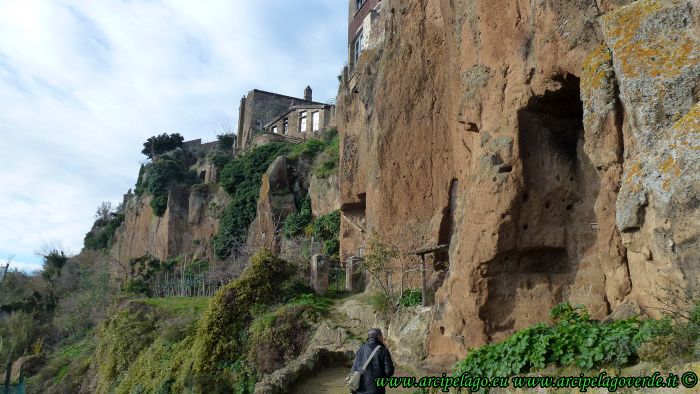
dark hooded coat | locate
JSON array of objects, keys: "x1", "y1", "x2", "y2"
[{"x1": 350, "y1": 337, "x2": 395, "y2": 394}]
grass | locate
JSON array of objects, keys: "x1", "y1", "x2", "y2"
[{"x1": 136, "y1": 296, "x2": 210, "y2": 318}]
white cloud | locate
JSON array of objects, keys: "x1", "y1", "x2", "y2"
[{"x1": 0, "y1": 0, "x2": 347, "y2": 271}]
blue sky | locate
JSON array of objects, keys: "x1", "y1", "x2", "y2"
[{"x1": 0, "y1": 0, "x2": 348, "y2": 271}]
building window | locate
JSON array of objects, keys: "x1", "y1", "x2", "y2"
[
  {"x1": 299, "y1": 111, "x2": 307, "y2": 132},
  {"x1": 272, "y1": 126, "x2": 278, "y2": 134},
  {"x1": 356, "y1": 0, "x2": 365, "y2": 12},
  {"x1": 283, "y1": 118, "x2": 288, "y2": 134},
  {"x1": 353, "y1": 30, "x2": 364, "y2": 67},
  {"x1": 312, "y1": 111, "x2": 320, "y2": 132}
]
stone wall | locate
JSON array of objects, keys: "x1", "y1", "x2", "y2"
[
  {"x1": 237, "y1": 90, "x2": 323, "y2": 152},
  {"x1": 265, "y1": 105, "x2": 335, "y2": 138}
]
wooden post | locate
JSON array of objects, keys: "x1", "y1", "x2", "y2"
[{"x1": 421, "y1": 254, "x2": 427, "y2": 307}]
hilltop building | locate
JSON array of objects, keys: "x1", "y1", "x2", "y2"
[
  {"x1": 347, "y1": 0, "x2": 385, "y2": 76},
  {"x1": 236, "y1": 86, "x2": 335, "y2": 153}
]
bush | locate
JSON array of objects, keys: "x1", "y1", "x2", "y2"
[
  {"x1": 95, "y1": 302, "x2": 159, "y2": 393},
  {"x1": 208, "y1": 151, "x2": 234, "y2": 170},
  {"x1": 192, "y1": 250, "x2": 295, "y2": 373},
  {"x1": 214, "y1": 142, "x2": 293, "y2": 259},
  {"x1": 367, "y1": 292, "x2": 395, "y2": 318},
  {"x1": 217, "y1": 134, "x2": 235, "y2": 151},
  {"x1": 135, "y1": 150, "x2": 198, "y2": 216},
  {"x1": 313, "y1": 130, "x2": 339, "y2": 179},
  {"x1": 399, "y1": 289, "x2": 422, "y2": 307},
  {"x1": 247, "y1": 304, "x2": 317, "y2": 374},
  {"x1": 83, "y1": 213, "x2": 125, "y2": 251},
  {"x1": 287, "y1": 139, "x2": 325, "y2": 160},
  {"x1": 283, "y1": 198, "x2": 313, "y2": 238},
  {"x1": 452, "y1": 303, "x2": 669, "y2": 379},
  {"x1": 141, "y1": 133, "x2": 184, "y2": 159}
]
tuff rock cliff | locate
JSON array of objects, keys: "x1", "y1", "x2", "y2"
[
  {"x1": 337, "y1": 0, "x2": 699, "y2": 362},
  {"x1": 110, "y1": 184, "x2": 230, "y2": 269}
]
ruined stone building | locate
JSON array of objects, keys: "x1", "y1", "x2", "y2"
[
  {"x1": 347, "y1": 0, "x2": 385, "y2": 75},
  {"x1": 235, "y1": 86, "x2": 335, "y2": 152}
]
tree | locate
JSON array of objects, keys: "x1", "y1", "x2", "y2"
[
  {"x1": 217, "y1": 133, "x2": 235, "y2": 151},
  {"x1": 141, "y1": 133, "x2": 184, "y2": 159},
  {"x1": 95, "y1": 201, "x2": 112, "y2": 223},
  {"x1": 40, "y1": 249, "x2": 68, "y2": 284}
]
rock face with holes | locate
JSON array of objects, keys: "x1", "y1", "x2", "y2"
[
  {"x1": 111, "y1": 185, "x2": 230, "y2": 270},
  {"x1": 336, "y1": 0, "x2": 699, "y2": 362}
]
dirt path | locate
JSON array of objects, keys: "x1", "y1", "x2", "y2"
[{"x1": 289, "y1": 366, "x2": 421, "y2": 394}]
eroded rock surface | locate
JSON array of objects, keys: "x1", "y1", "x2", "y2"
[
  {"x1": 111, "y1": 184, "x2": 229, "y2": 270},
  {"x1": 337, "y1": 0, "x2": 699, "y2": 361}
]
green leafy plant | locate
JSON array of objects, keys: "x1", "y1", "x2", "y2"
[
  {"x1": 399, "y1": 289, "x2": 422, "y2": 307},
  {"x1": 287, "y1": 139, "x2": 326, "y2": 160},
  {"x1": 452, "y1": 303, "x2": 670, "y2": 380},
  {"x1": 283, "y1": 198, "x2": 313, "y2": 238}
]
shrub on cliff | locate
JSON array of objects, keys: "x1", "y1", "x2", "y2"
[
  {"x1": 283, "y1": 198, "x2": 313, "y2": 238},
  {"x1": 83, "y1": 212, "x2": 125, "y2": 251},
  {"x1": 191, "y1": 249, "x2": 294, "y2": 373},
  {"x1": 313, "y1": 129, "x2": 339, "y2": 179},
  {"x1": 141, "y1": 133, "x2": 184, "y2": 159},
  {"x1": 217, "y1": 133, "x2": 235, "y2": 151},
  {"x1": 214, "y1": 142, "x2": 292, "y2": 259},
  {"x1": 134, "y1": 150, "x2": 198, "y2": 216}
]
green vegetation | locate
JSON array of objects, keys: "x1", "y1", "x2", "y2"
[
  {"x1": 29, "y1": 337, "x2": 95, "y2": 393},
  {"x1": 313, "y1": 128, "x2": 339, "y2": 179},
  {"x1": 247, "y1": 303, "x2": 319, "y2": 373},
  {"x1": 134, "y1": 150, "x2": 198, "y2": 216},
  {"x1": 287, "y1": 138, "x2": 325, "y2": 160},
  {"x1": 137, "y1": 296, "x2": 209, "y2": 318},
  {"x1": 399, "y1": 289, "x2": 422, "y2": 307},
  {"x1": 141, "y1": 132, "x2": 185, "y2": 159},
  {"x1": 95, "y1": 302, "x2": 160, "y2": 392},
  {"x1": 214, "y1": 142, "x2": 293, "y2": 259},
  {"x1": 217, "y1": 133, "x2": 236, "y2": 151},
  {"x1": 192, "y1": 249, "x2": 295, "y2": 372},
  {"x1": 83, "y1": 212, "x2": 125, "y2": 251},
  {"x1": 308, "y1": 210, "x2": 341, "y2": 256},
  {"x1": 452, "y1": 303, "x2": 670, "y2": 379},
  {"x1": 207, "y1": 150, "x2": 234, "y2": 170},
  {"x1": 638, "y1": 299, "x2": 700, "y2": 363},
  {"x1": 283, "y1": 198, "x2": 312, "y2": 238}
]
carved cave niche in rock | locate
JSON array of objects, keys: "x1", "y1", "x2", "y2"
[
  {"x1": 477, "y1": 75, "x2": 600, "y2": 341},
  {"x1": 478, "y1": 248, "x2": 571, "y2": 342},
  {"x1": 435, "y1": 179, "x2": 458, "y2": 268},
  {"x1": 516, "y1": 74, "x2": 598, "y2": 252}
]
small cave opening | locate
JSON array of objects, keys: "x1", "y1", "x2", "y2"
[
  {"x1": 517, "y1": 73, "x2": 586, "y2": 224},
  {"x1": 436, "y1": 179, "x2": 458, "y2": 267}
]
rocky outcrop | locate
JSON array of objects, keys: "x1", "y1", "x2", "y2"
[
  {"x1": 337, "y1": 0, "x2": 699, "y2": 362},
  {"x1": 247, "y1": 157, "x2": 297, "y2": 252},
  {"x1": 308, "y1": 174, "x2": 340, "y2": 217},
  {"x1": 110, "y1": 184, "x2": 229, "y2": 271}
]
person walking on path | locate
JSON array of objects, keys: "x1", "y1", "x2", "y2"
[{"x1": 350, "y1": 328, "x2": 395, "y2": 394}]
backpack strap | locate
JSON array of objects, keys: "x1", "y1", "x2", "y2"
[{"x1": 360, "y1": 346, "x2": 381, "y2": 373}]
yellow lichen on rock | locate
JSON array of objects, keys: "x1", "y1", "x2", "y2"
[
  {"x1": 603, "y1": 0, "x2": 699, "y2": 79},
  {"x1": 673, "y1": 102, "x2": 700, "y2": 136},
  {"x1": 581, "y1": 44, "x2": 613, "y2": 92}
]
